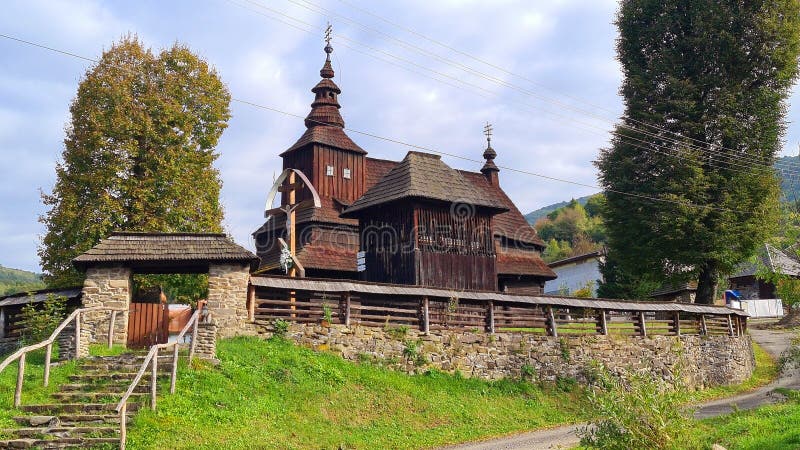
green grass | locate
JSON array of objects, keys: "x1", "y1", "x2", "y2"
[
  {"x1": 126, "y1": 336, "x2": 588, "y2": 449},
  {"x1": 689, "y1": 391, "x2": 800, "y2": 449}
]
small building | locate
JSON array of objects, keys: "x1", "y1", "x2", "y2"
[
  {"x1": 649, "y1": 283, "x2": 697, "y2": 303},
  {"x1": 0, "y1": 287, "x2": 83, "y2": 353},
  {"x1": 544, "y1": 250, "x2": 605, "y2": 296},
  {"x1": 729, "y1": 243, "x2": 800, "y2": 299}
]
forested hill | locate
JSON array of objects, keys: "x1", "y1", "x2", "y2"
[
  {"x1": 524, "y1": 194, "x2": 596, "y2": 224},
  {"x1": 0, "y1": 265, "x2": 46, "y2": 296}
]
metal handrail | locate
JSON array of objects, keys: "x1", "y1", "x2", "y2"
[
  {"x1": 116, "y1": 303, "x2": 205, "y2": 450},
  {"x1": 0, "y1": 306, "x2": 126, "y2": 407}
]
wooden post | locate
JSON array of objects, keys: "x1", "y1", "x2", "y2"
[
  {"x1": 247, "y1": 284, "x2": 256, "y2": 323},
  {"x1": 547, "y1": 306, "x2": 558, "y2": 338},
  {"x1": 189, "y1": 317, "x2": 199, "y2": 365},
  {"x1": 727, "y1": 315, "x2": 735, "y2": 336},
  {"x1": 288, "y1": 171, "x2": 297, "y2": 316},
  {"x1": 74, "y1": 312, "x2": 81, "y2": 360},
  {"x1": 14, "y1": 353, "x2": 25, "y2": 407},
  {"x1": 43, "y1": 343, "x2": 52, "y2": 387},
  {"x1": 0, "y1": 307, "x2": 5, "y2": 339},
  {"x1": 638, "y1": 311, "x2": 647, "y2": 337},
  {"x1": 422, "y1": 297, "x2": 430, "y2": 335},
  {"x1": 487, "y1": 301, "x2": 495, "y2": 334},
  {"x1": 151, "y1": 350, "x2": 158, "y2": 411},
  {"x1": 673, "y1": 311, "x2": 681, "y2": 336},
  {"x1": 598, "y1": 310, "x2": 608, "y2": 335},
  {"x1": 170, "y1": 344, "x2": 179, "y2": 394},
  {"x1": 119, "y1": 403, "x2": 127, "y2": 450},
  {"x1": 700, "y1": 314, "x2": 708, "y2": 335},
  {"x1": 343, "y1": 293, "x2": 351, "y2": 326},
  {"x1": 108, "y1": 311, "x2": 117, "y2": 349}
]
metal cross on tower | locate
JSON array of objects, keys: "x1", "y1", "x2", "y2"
[
  {"x1": 484, "y1": 122, "x2": 493, "y2": 145},
  {"x1": 325, "y1": 23, "x2": 332, "y2": 46}
]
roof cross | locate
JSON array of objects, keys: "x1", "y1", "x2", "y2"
[
  {"x1": 325, "y1": 23, "x2": 332, "y2": 46},
  {"x1": 483, "y1": 122, "x2": 493, "y2": 145}
]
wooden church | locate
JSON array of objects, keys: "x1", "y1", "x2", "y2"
[{"x1": 253, "y1": 42, "x2": 556, "y2": 294}]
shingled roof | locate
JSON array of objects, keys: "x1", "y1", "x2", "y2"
[
  {"x1": 732, "y1": 244, "x2": 800, "y2": 278},
  {"x1": 342, "y1": 151, "x2": 508, "y2": 217},
  {"x1": 73, "y1": 232, "x2": 259, "y2": 269}
]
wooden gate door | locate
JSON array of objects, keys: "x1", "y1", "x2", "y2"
[{"x1": 127, "y1": 302, "x2": 169, "y2": 348}]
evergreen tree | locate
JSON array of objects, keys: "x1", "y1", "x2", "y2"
[
  {"x1": 39, "y1": 36, "x2": 231, "y2": 287},
  {"x1": 598, "y1": 1, "x2": 800, "y2": 303}
]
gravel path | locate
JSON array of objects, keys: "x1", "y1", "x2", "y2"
[{"x1": 441, "y1": 326, "x2": 798, "y2": 450}]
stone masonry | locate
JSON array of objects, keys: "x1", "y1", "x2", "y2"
[
  {"x1": 194, "y1": 321, "x2": 218, "y2": 361},
  {"x1": 207, "y1": 263, "x2": 255, "y2": 338},
  {"x1": 260, "y1": 323, "x2": 755, "y2": 389},
  {"x1": 80, "y1": 265, "x2": 131, "y2": 355}
]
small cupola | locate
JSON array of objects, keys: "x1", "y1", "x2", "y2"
[{"x1": 480, "y1": 122, "x2": 500, "y2": 186}]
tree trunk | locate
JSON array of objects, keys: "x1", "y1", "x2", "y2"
[{"x1": 695, "y1": 264, "x2": 719, "y2": 305}]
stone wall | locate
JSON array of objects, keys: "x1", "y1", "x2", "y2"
[
  {"x1": 194, "y1": 321, "x2": 218, "y2": 361},
  {"x1": 80, "y1": 265, "x2": 131, "y2": 349},
  {"x1": 259, "y1": 323, "x2": 754, "y2": 388},
  {"x1": 207, "y1": 264, "x2": 255, "y2": 338}
]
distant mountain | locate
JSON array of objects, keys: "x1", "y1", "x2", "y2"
[
  {"x1": 0, "y1": 265, "x2": 46, "y2": 296},
  {"x1": 525, "y1": 194, "x2": 595, "y2": 224}
]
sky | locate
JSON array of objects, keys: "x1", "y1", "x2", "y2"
[{"x1": 2, "y1": 0, "x2": 800, "y2": 274}]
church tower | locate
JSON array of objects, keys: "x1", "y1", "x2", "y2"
[{"x1": 280, "y1": 33, "x2": 367, "y2": 207}]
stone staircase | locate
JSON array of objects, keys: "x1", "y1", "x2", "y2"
[{"x1": 0, "y1": 353, "x2": 172, "y2": 449}]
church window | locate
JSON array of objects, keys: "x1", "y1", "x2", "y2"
[
  {"x1": 343, "y1": 168, "x2": 351, "y2": 179},
  {"x1": 326, "y1": 165, "x2": 334, "y2": 176}
]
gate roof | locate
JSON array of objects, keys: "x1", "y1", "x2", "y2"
[{"x1": 73, "y1": 232, "x2": 259, "y2": 271}]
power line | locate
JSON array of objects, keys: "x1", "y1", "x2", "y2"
[
  {"x1": 229, "y1": 0, "x2": 800, "y2": 177},
  {"x1": 0, "y1": 31, "x2": 770, "y2": 216},
  {"x1": 326, "y1": 0, "x2": 800, "y2": 174}
]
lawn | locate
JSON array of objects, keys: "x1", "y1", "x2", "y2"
[{"x1": 126, "y1": 336, "x2": 588, "y2": 449}]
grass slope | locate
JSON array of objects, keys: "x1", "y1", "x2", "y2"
[
  {"x1": 0, "y1": 265, "x2": 46, "y2": 296},
  {"x1": 128, "y1": 337, "x2": 587, "y2": 449},
  {"x1": 524, "y1": 195, "x2": 594, "y2": 225}
]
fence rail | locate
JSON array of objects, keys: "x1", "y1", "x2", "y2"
[{"x1": 250, "y1": 275, "x2": 748, "y2": 338}]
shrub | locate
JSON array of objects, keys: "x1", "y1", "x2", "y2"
[
  {"x1": 20, "y1": 294, "x2": 67, "y2": 344},
  {"x1": 578, "y1": 368, "x2": 692, "y2": 450},
  {"x1": 272, "y1": 319, "x2": 289, "y2": 338},
  {"x1": 520, "y1": 364, "x2": 536, "y2": 381}
]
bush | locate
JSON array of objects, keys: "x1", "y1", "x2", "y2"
[
  {"x1": 272, "y1": 319, "x2": 289, "y2": 338},
  {"x1": 578, "y1": 368, "x2": 693, "y2": 450},
  {"x1": 19, "y1": 294, "x2": 67, "y2": 344}
]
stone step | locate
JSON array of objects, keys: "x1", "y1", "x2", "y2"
[
  {"x1": 51, "y1": 392, "x2": 147, "y2": 402},
  {"x1": 14, "y1": 414, "x2": 130, "y2": 427},
  {"x1": 1, "y1": 426, "x2": 118, "y2": 438},
  {"x1": 68, "y1": 372, "x2": 167, "y2": 383},
  {"x1": 0, "y1": 437, "x2": 120, "y2": 449},
  {"x1": 19, "y1": 403, "x2": 140, "y2": 414},
  {"x1": 77, "y1": 364, "x2": 173, "y2": 374},
  {"x1": 58, "y1": 383, "x2": 151, "y2": 393}
]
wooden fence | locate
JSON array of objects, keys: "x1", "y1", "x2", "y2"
[{"x1": 249, "y1": 276, "x2": 748, "y2": 338}]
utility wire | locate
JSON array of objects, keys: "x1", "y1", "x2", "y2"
[
  {"x1": 0, "y1": 32, "x2": 770, "y2": 215},
  {"x1": 230, "y1": 0, "x2": 800, "y2": 177},
  {"x1": 326, "y1": 0, "x2": 800, "y2": 173}
]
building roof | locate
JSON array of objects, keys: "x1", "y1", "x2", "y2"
[
  {"x1": 342, "y1": 151, "x2": 508, "y2": 217},
  {"x1": 496, "y1": 249, "x2": 557, "y2": 279},
  {"x1": 458, "y1": 171, "x2": 545, "y2": 248},
  {"x1": 732, "y1": 244, "x2": 800, "y2": 278},
  {"x1": 548, "y1": 249, "x2": 605, "y2": 269},
  {"x1": 0, "y1": 287, "x2": 83, "y2": 308},
  {"x1": 73, "y1": 232, "x2": 259, "y2": 269},
  {"x1": 649, "y1": 282, "x2": 697, "y2": 298}
]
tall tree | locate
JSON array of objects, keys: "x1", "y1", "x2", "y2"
[
  {"x1": 39, "y1": 36, "x2": 231, "y2": 287},
  {"x1": 598, "y1": 1, "x2": 800, "y2": 303}
]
